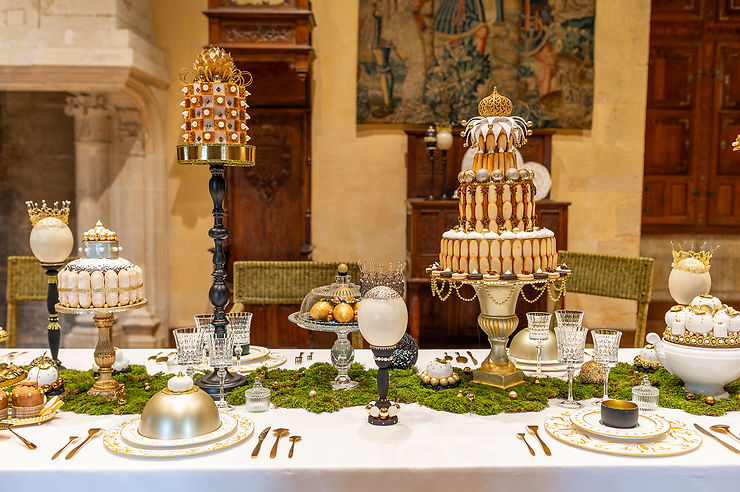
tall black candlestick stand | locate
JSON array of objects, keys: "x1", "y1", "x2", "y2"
[
  {"x1": 368, "y1": 346, "x2": 399, "y2": 426},
  {"x1": 424, "y1": 125, "x2": 437, "y2": 200},
  {"x1": 194, "y1": 162, "x2": 247, "y2": 396},
  {"x1": 42, "y1": 262, "x2": 63, "y2": 368},
  {"x1": 440, "y1": 149, "x2": 449, "y2": 199}
]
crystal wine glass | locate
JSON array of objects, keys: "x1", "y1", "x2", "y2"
[
  {"x1": 591, "y1": 329, "x2": 622, "y2": 404},
  {"x1": 208, "y1": 332, "x2": 234, "y2": 411},
  {"x1": 173, "y1": 327, "x2": 204, "y2": 378},
  {"x1": 555, "y1": 309, "x2": 584, "y2": 328},
  {"x1": 555, "y1": 324, "x2": 588, "y2": 409},
  {"x1": 526, "y1": 312, "x2": 552, "y2": 378},
  {"x1": 194, "y1": 314, "x2": 215, "y2": 365},
  {"x1": 227, "y1": 312, "x2": 252, "y2": 371}
]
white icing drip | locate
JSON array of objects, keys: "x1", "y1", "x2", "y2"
[{"x1": 499, "y1": 231, "x2": 516, "y2": 240}]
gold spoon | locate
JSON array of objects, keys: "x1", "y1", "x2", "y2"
[
  {"x1": 288, "y1": 435, "x2": 301, "y2": 458},
  {"x1": 66, "y1": 428, "x2": 103, "y2": 460},
  {"x1": 0, "y1": 423, "x2": 36, "y2": 449},
  {"x1": 467, "y1": 351, "x2": 478, "y2": 365},
  {"x1": 52, "y1": 436, "x2": 79, "y2": 460},
  {"x1": 455, "y1": 352, "x2": 468, "y2": 364},
  {"x1": 270, "y1": 428, "x2": 290, "y2": 459},
  {"x1": 517, "y1": 433, "x2": 535, "y2": 456},
  {"x1": 148, "y1": 352, "x2": 163, "y2": 361},
  {"x1": 710, "y1": 425, "x2": 740, "y2": 444},
  {"x1": 156, "y1": 352, "x2": 175, "y2": 363},
  {"x1": 443, "y1": 352, "x2": 453, "y2": 361}
]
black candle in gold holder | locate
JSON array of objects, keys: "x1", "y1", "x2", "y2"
[{"x1": 176, "y1": 46, "x2": 256, "y2": 396}]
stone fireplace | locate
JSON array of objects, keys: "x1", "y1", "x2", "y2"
[{"x1": 0, "y1": 1, "x2": 170, "y2": 347}]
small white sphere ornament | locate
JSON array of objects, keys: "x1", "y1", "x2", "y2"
[
  {"x1": 685, "y1": 307, "x2": 713, "y2": 334},
  {"x1": 167, "y1": 373, "x2": 194, "y2": 393},
  {"x1": 369, "y1": 405, "x2": 380, "y2": 418},
  {"x1": 436, "y1": 127, "x2": 454, "y2": 150},
  {"x1": 29, "y1": 217, "x2": 74, "y2": 263},
  {"x1": 664, "y1": 305, "x2": 688, "y2": 328},
  {"x1": 357, "y1": 286, "x2": 408, "y2": 347},
  {"x1": 691, "y1": 294, "x2": 721, "y2": 311},
  {"x1": 476, "y1": 168, "x2": 491, "y2": 182},
  {"x1": 388, "y1": 404, "x2": 399, "y2": 417},
  {"x1": 27, "y1": 364, "x2": 58, "y2": 388}
]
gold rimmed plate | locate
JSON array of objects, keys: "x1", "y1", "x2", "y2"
[
  {"x1": 570, "y1": 407, "x2": 671, "y2": 442},
  {"x1": 545, "y1": 414, "x2": 701, "y2": 457},
  {"x1": 229, "y1": 351, "x2": 287, "y2": 374},
  {"x1": 120, "y1": 412, "x2": 239, "y2": 449},
  {"x1": 103, "y1": 413, "x2": 254, "y2": 458}
]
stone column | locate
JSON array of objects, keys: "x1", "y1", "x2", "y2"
[{"x1": 62, "y1": 93, "x2": 114, "y2": 348}]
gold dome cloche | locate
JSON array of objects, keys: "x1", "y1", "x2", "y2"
[{"x1": 139, "y1": 373, "x2": 220, "y2": 440}]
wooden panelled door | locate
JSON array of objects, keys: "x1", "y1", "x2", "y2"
[{"x1": 643, "y1": 1, "x2": 740, "y2": 233}]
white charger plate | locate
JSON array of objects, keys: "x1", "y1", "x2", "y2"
[
  {"x1": 120, "y1": 412, "x2": 239, "y2": 449},
  {"x1": 545, "y1": 414, "x2": 701, "y2": 457},
  {"x1": 104, "y1": 413, "x2": 254, "y2": 458},
  {"x1": 569, "y1": 407, "x2": 671, "y2": 442}
]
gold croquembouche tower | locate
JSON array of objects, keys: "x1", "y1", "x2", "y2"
[{"x1": 428, "y1": 88, "x2": 569, "y2": 389}]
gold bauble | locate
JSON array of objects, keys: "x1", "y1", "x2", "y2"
[
  {"x1": 309, "y1": 301, "x2": 332, "y2": 320},
  {"x1": 578, "y1": 360, "x2": 604, "y2": 384},
  {"x1": 685, "y1": 392, "x2": 695, "y2": 401},
  {"x1": 308, "y1": 389, "x2": 318, "y2": 398},
  {"x1": 508, "y1": 390, "x2": 518, "y2": 399},
  {"x1": 333, "y1": 302, "x2": 355, "y2": 323},
  {"x1": 705, "y1": 395, "x2": 716, "y2": 405}
]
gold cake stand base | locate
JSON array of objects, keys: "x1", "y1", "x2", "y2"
[
  {"x1": 470, "y1": 284, "x2": 525, "y2": 389},
  {"x1": 56, "y1": 300, "x2": 147, "y2": 400}
]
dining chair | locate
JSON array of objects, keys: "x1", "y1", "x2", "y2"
[
  {"x1": 554, "y1": 251, "x2": 654, "y2": 347},
  {"x1": 232, "y1": 261, "x2": 363, "y2": 348}
]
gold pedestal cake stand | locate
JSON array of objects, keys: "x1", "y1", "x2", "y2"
[
  {"x1": 432, "y1": 277, "x2": 567, "y2": 389},
  {"x1": 56, "y1": 299, "x2": 147, "y2": 399}
]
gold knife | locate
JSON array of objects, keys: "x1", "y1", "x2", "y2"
[
  {"x1": 251, "y1": 426, "x2": 271, "y2": 458},
  {"x1": 694, "y1": 423, "x2": 740, "y2": 454}
]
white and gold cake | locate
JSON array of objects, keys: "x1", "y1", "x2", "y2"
[
  {"x1": 58, "y1": 221, "x2": 143, "y2": 309},
  {"x1": 180, "y1": 47, "x2": 251, "y2": 145},
  {"x1": 430, "y1": 88, "x2": 564, "y2": 282}
]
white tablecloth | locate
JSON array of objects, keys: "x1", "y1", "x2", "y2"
[{"x1": 1, "y1": 347, "x2": 740, "y2": 492}]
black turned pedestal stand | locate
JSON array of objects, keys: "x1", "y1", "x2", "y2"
[
  {"x1": 367, "y1": 346, "x2": 399, "y2": 426},
  {"x1": 177, "y1": 143, "x2": 255, "y2": 398},
  {"x1": 41, "y1": 262, "x2": 63, "y2": 368}
]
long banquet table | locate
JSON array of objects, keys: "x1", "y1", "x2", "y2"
[{"x1": 2, "y1": 347, "x2": 740, "y2": 491}]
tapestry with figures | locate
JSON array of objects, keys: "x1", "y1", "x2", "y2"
[{"x1": 356, "y1": 0, "x2": 595, "y2": 128}]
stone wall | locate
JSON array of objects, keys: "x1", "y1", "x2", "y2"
[{"x1": 0, "y1": 91, "x2": 76, "y2": 347}]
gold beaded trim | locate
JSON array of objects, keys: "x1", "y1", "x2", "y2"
[
  {"x1": 430, "y1": 277, "x2": 567, "y2": 305},
  {"x1": 663, "y1": 326, "x2": 740, "y2": 348}
]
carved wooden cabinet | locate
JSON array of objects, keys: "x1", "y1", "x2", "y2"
[
  {"x1": 405, "y1": 130, "x2": 569, "y2": 347},
  {"x1": 206, "y1": 0, "x2": 316, "y2": 348},
  {"x1": 643, "y1": 0, "x2": 740, "y2": 233}
]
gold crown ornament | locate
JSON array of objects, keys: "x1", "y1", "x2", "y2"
[
  {"x1": 25, "y1": 200, "x2": 71, "y2": 226},
  {"x1": 187, "y1": 46, "x2": 253, "y2": 87},
  {"x1": 81, "y1": 220, "x2": 118, "y2": 242},
  {"x1": 671, "y1": 241, "x2": 717, "y2": 273},
  {"x1": 478, "y1": 87, "x2": 513, "y2": 117}
]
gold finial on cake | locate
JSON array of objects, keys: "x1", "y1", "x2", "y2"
[
  {"x1": 82, "y1": 220, "x2": 118, "y2": 242},
  {"x1": 26, "y1": 200, "x2": 71, "y2": 226},
  {"x1": 191, "y1": 46, "x2": 252, "y2": 86},
  {"x1": 671, "y1": 241, "x2": 717, "y2": 273},
  {"x1": 478, "y1": 87, "x2": 513, "y2": 117},
  {"x1": 732, "y1": 134, "x2": 740, "y2": 152}
]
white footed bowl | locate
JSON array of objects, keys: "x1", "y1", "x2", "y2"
[{"x1": 647, "y1": 332, "x2": 740, "y2": 398}]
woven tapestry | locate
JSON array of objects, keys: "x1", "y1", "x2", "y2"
[{"x1": 356, "y1": 0, "x2": 595, "y2": 128}]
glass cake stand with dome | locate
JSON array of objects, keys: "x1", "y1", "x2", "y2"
[{"x1": 289, "y1": 264, "x2": 361, "y2": 390}]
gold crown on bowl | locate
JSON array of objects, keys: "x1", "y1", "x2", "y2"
[
  {"x1": 671, "y1": 241, "x2": 717, "y2": 273},
  {"x1": 26, "y1": 200, "x2": 71, "y2": 226},
  {"x1": 478, "y1": 87, "x2": 513, "y2": 117},
  {"x1": 183, "y1": 46, "x2": 252, "y2": 87},
  {"x1": 82, "y1": 220, "x2": 118, "y2": 242}
]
